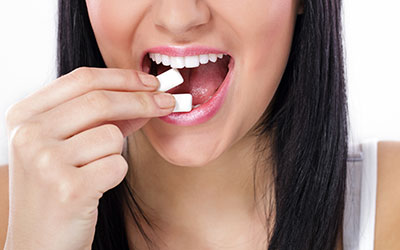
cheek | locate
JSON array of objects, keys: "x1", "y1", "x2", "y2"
[
  {"x1": 241, "y1": 0, "x2": 297, "y2": 71},
  {"x1": 86, "y1": 1, "x2": 127, "y2": 44},
  {"x1": 233, "y1": 1, "x2": 297, "y2": 127},
  {"x1": 85, "y1": 0, "x2": 145, "y2": 65}
]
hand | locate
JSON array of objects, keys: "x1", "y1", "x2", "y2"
[{"x1": 4, "y1": 67, "x2": 175, "y2": 250}]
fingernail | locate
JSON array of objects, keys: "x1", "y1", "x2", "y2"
[
  {"x1": 153, "y1": 93, "x2": 176, "y2": 109},
  {"x1": 138, "y1": 73, "x2": 159, "y2": 88}
]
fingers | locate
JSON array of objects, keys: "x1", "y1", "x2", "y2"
[
  {"x1": 110, "y1": 118, "x2": 150, "y2": 137},
  {"x1": 6, "y1": 67, "x2": 159, "y2": 131},
  {"x1": 37, "y1": 90, "x2": 175, "y2": 139},
  {"x1": 75, "y1": 154, "x2": 128, "y2": 197},
  {"x1": 62, "y1": 124, "x2": 125, "y2": 167}
]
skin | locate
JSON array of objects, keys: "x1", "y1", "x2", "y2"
[
  {"x1": 85, "y1": 0, "x2": 301, "y2": 166},
  {"x1": 2, "y1": 142, "x2": 400, "y2": 249},
  {"x1": 1, "y1": 1, "x2": 399, "y2": 250},
  {"x1": 85, "y1": 0, "x2": 303, "y2": 248}
]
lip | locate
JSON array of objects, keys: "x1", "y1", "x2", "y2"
[
  {"x1": 160, "y1": 56, "x2": 235, "y2": 126},
  {"x1": 140, "y1": 45, "x2": 230, "y2": 71},
  {"x1": 139, "y1": 45, "x2": 234, "y2": 126}
]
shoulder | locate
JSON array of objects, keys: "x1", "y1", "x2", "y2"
[
  {"x1": 0, "y1": 165, "x2": 9, "y2": 249},
  {"x1": 374, "y1": 141, "x2": 400, "y2": 249}
]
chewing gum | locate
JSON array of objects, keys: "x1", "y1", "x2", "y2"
[
  {"x1": 156, "y1": 68, "x2": 184, "y2": 92},
  {"x1": 156, "y1": 68, "x2": 192, "y2": 113},
  {"x1": 172, "y1": 94, "x2": 193, "y2": 112}
]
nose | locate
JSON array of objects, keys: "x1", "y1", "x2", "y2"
[{"x1": 152, "y1": 0, "x2": 210, "y2": 35}]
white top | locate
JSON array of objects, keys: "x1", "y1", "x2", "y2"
[{"x1": 343, "y1": 138, "x2": 378, "y2": 250}]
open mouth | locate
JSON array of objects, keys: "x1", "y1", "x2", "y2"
[{"x1": 142, "y1": 53, "x2": 232, "y2": 108}]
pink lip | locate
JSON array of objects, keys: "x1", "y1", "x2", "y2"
[{"x1": 160, "y1": 56, "x2": 234, "y2": 126}]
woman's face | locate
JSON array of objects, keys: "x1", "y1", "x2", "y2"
[{"x1": 86, "y1": 0, "x2": 301, "y2": 167}]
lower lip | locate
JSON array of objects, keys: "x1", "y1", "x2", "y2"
[{"x1": 159, "y1": 58, "x2": 235, "y2": 126}]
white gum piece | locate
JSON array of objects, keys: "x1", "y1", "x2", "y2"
[
  {"x1": 156, "y1": 68, "x2": 184, "y2": 92},
  {"x1": 172, "y1": 94, "x2": 193, "y2": 112}
]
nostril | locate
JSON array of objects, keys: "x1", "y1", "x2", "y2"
[{"x1": 152, "y1": 1, "x2": 210, "y2": 35}]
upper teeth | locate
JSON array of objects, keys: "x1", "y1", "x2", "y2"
[{"x1": 149, "y1": 53, "x2": 226, "y2": 69}]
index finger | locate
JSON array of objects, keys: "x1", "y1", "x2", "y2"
[{"x1": 9, "y1": 67, "x2": 159, "y2": 123}]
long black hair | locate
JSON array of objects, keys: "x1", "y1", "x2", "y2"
[{"x1": 57, "y1": 0, "x2": 348, "y2": 249}]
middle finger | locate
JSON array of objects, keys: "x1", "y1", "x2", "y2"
[{"x1": 36, "y1": 90, "x2": 175, "y2": 139}]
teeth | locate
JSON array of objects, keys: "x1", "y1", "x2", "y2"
[
  {"x1": 199, "y1": 54, "x2": 209, "y2": 64},
  {"x1": 161, "y1": 55, "x2": 170, "y2": 66},
  {"x1": 155, "y1": 53, "x2": 162, "y2": 64},
  {"x1": 185, "y1": 56, "x2": 200, "y2": 68},
  {"x1": 208, "y1": 54, "x2": 217, "y2": 62},
  {"x1": 170, "y1": 56, "x2": 185, "y2": 69},
  {"x1": 149, "y1": 53, "x2": 226, "y2": 68}
]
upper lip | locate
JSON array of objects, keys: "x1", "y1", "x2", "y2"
[{"x1": 141, "y1": 45, "x2": 230, "y2": 67}]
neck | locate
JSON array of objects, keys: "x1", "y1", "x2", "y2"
[{"x1": 124, "y1": 130, "x2": 273, "y2": 247}]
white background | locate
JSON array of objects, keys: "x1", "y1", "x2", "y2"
[{"x1": 0, "y1": 1, "x2": 399, "y2": 165}]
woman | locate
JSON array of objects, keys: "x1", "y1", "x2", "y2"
[{"x1": 1, "y1": 0, "x2": 399, "y2": 249}]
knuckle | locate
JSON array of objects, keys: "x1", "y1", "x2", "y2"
[
  {"x1": 104, "y1": 124, "x2": 124, "y2": 143},
  {"x1": 34, "y1": 146, "x2": 58, "y2": 169},
  {"x1": 56, "y1": 177, "x2": 80, "y2": 204},
  {"x1": 24, "y1": 146, "x2": 62, "y2": 183},
  {"x1": 5, "y1": 103, "x2": 20, "y2": 130},
  {"x1": 102, "y1": 125, "x2": 124, "y2": 153},
  {"x1": 116, "y1": 69, "x2": 133, "y2": 88},
  {"x1": 84, "y1": 91, "x2": 111, "y2": 113},
  {"x1": 63, "y1": 67, "x2": 95, "y2": 92},
  {"x1": 132, "y1": 70, "x2": 143, "y2": 85},
  {"x1": 70, "y1": 67, "x2": 94, "y2": 84},
  {"x1": 135, "y1": 93, "x2": 154, "y2": 113},
  {"x1": 10, "y1": 122, "x2": 40, "y2": 148},
  {"x1": 113, "y1": 155, "x2": 128, "y2": 176},
  {"x1": 5, "y1": 103, "x2": 16, "y2": 122}
]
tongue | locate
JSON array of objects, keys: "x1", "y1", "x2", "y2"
[{"x1": 158, "y1": 58, "x2": 229, "y2": 105}]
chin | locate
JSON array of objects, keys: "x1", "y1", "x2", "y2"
[
  {"x1": 160, "y1": 150, "x2": 220, "y2": 167},
  {"x1": 149, "y1": 133, "x2": 225, "y2": 168}
]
